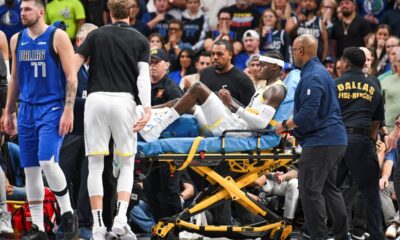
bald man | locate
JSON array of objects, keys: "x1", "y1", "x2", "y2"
[{"x1": 276, "y1": 34, "x2": 349, "y2": 240}]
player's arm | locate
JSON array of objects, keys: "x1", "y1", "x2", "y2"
[
  {"x1": 235, "y1": 85, "x2": 285, "y2": 129},
  {"x1": 321, "y1": 20, "x2": 329, "y2": 61},
  {"x1": 4, "y1": 33, "x2": 20, "y2": 134},
  {"x1": 0, "y1": 31, "x2": 10, "y2": 78},
  {"x1": 54, "y1": 29, "x2": 77, "y2": 135}
]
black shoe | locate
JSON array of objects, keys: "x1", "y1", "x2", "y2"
[
  {"x1": 21, "y1": 224, "x2": 48, "y2": 240},
  {"x1": 60, "y1": 211, "x2": 79, "y2": 240}
]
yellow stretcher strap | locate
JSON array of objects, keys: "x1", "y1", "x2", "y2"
[
  {"x1": 200, "y1": 117, "x2": 223, "y2": 135},
  {"x1": 177, "y1": 136, "x2": 204, "y2": 171},
  {"x1": 269, "y1": 119, "x2": 278, "y2": 127}
]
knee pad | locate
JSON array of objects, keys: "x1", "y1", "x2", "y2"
[
  {"x1": 87, "y1": 155, "x2": 104, "y2": 196},
  {"x1": 117, "y1": 156, "x2": 134, "y2": 193},
  {"x1": 39, "y1": 158, "x2": 67, "y2": 194}
]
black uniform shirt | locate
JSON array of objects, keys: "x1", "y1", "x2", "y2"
[
  {"x1": 151, "y1": 74, "x2": 183, "y2": 106},
  {"x1": 77, "y1": 21, "x2": 150, "y2": 95},
  {"x1": 336, "y1": 68, "x2": 384, "y2": 130}
]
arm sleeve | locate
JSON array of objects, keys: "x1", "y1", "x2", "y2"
[
  {"x1": 292, "y1": 77, "x2": 324, "y2": 131},
  {"x1": 137, "y1": 62, "x2": 151, "y2": 108}
]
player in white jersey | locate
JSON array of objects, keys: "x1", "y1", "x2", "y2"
[{"x1": 140, "y1": 50, "x2": 287, "y2": 142}]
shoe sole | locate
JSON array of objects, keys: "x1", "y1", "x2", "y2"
[{"x1": 112, "y1": 224, "x2": 126, "y2": 236}]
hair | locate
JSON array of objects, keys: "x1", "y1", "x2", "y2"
[
  {"x1": 375, "y1": 24, "x2": 392, "y2": 37},
  {"x1": 168, "y1": 19, "x2": 184, "y2": 31},
  {"x1": 367, "y1": 47, "x2": 378, "y2": 75},
  {"x1": 342, "y1": 47, "x2": 366, "y2": 68},
  {"x1": 170, "y1": 48, "x2": 196, "y2": 74},
  {"x1": 107, "y1": 0, "x2": 131, "y2": 19},
  {"x1": 213, "y1": 39, "x2": 233, "y2": 53},
  {"x1": 21, "y1": 0, "x2": 45, "y2": 7},
  {"x1": 217, "y1": 7, "x2": 232, "y2": 19},
  {"x1": 271, "y1": 0, "x2": 293, "y2": 20},
  {"x1": 148, "y1": 32, "x2": 166, "y2": 50},
  {"x1": 195, "y1": 51, "x2": 211, "y2": 63},
  {"x1": 76, "y1": 23, "x2": 98, "y2": 40},
  {"x1": 259, "y1": 9, "x2": 281, "y2": 31}
]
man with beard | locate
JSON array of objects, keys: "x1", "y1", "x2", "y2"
[
  {"x1": 331, "y1": 0, "x2": 372, "y2": 58},
  {"x1": 285, "y1": 0, "x2": 328, "y2": 60},
  {"x1": 200, "y1": 39, "x2": 255, "y2": 106},
  {"x1": 3, "y1": 0, "x2": 79, "y2": 239}
]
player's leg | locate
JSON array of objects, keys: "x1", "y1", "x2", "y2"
[
  {"x1": 18, "y1": 103, "x2": 47, "y2": 239},
  {"x1": 37, "y1": 105, "x2": 78, "y2": 240},
  {"x1": 84, "y1": 93, "x2": 113, "y2": 239},
  {"x1": 109, "y1": 94, "x2": 137, "y2": 239}
]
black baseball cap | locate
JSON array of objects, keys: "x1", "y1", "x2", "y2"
[{"x1": 150, "y1": 48, "x2": 169, "y2": 62}]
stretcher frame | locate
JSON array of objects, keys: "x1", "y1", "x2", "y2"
[{"x1": 141, "y1": 129, "x2": 299, "y2": 240}]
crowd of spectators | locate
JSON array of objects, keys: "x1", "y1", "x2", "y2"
[{"x1": 0, "y1": 0, "x2": 399, "y2": 239}]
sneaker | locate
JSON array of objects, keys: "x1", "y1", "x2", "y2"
[
  {"x1": 105, "y1": 231, "x2": 118, "y2": 239},
  {"x1": 92, "y1": 227, "x2": 107, "y2": 240},
  {"x1": 79, "y1": 227, "x2": 93, "y2": 240},
  {"x1": 0, "y1": 211, "x2": 13, "y2": 234},
  {"x1": 61, "y1": 211, "x2": 79, "y2": 240},
  {"x1": 386, "y1": 223, "x2": 398, "y2": 238},
  {"x1": 139, "y1": 108, "x2": 176, "y2": 142},
  {"x1": 21, "y1": 224, "x2": 48, "y2": 240},
  {"x1": 112, "y1": 215, "x2": 137, "y2": 240}
]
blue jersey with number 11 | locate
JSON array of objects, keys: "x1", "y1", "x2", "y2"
[{"x1": 16, "y1": 25, "x2": 66, "y2": 104}]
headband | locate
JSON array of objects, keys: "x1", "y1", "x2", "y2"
[{"x1": 259, "y1": 56, "x2": 284, "y2": 68}]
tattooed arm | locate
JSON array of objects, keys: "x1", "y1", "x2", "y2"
[{"x1": 54, "y1": 29, "x2": 78, "y2": 135}]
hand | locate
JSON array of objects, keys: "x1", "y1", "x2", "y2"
[
  {"x1": 364, "y1": 14, "x2": 379, "y2": 24},
  {"x1": 376, "y1": 140, "x2": 386, "y2": 155},
  {"x1": 386, "y1": 130, "x2": 399, "y2": 152},
  {"x1": 275, "y1": 123, "x2": 285, "y2": 135},
  {"x1": 155, "y1": 13, "x2": 165, "y2": 22},
  {"x1": 273, "y1": 171, "x2": 285, "y2": 184},
  {"x1": 133, "y1": 107, "x2": 151, "y2": 132},
  {"x1": 59, "y1": 107, "x2": 73, "y2": 136},
  {"x1": 169, "y1": 34, "x2": 177, "y2": 46},
  {"x1": 218, "y1": 89, "x2": 232, "y2": 106},
  {"x1": 3, "y1": 111, "x2": 17, "y2": 136},
  {"x1": 379, "y1": 176, "x2": 389, "y2": 190},
  {"x1": 298, "y1": 13, "x2": 307, "y2": 23}
]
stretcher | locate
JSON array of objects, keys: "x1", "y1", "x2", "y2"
[{"x1": 137, "y1": 129, "x2": 299, "y2": 240}]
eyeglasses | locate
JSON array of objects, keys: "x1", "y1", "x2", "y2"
[
  {"x1": 169, "y1": 27, "x2": 181, "y2": 32},
  {"x1": 219, "y1": 17, "x2": 231, "y2": 21}
]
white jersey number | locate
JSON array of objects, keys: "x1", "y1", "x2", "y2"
[{"x1": 31, "y1": 61, "x2": 46, "y2": 78}]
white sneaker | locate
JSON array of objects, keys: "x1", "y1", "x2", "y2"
[
  {"x1": 112, "y1": 216, "x2": 136, "y2": 240},
  {"x1": 105, "y1": 231, "x2": 118, "y2": 239},
  {"x1": 139, "y1": 116, "x2": 165, "y2": 142},
  {"x1": 91, "y1": 227, "x2": 107, "y2": 240},
  {"x1": 0, "y1": 211, "x2": 13, "y2": 234},
  {"x1": 386, "y1": 222, "x2": 398, "y2": 238}
]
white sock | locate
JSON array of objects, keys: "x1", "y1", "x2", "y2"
[
  {"x1": 0, "y1": 169, "x2": 8, "y2": 212},
  {"x1": 30, "y1": 203, "x2": 45, "y2": 231},
  {"x1": 24, "y1": 167, "x2": 45, "y2": 231},
  {"x1": 92, "y1": 209, "x2": 105, "y2": 229},
  {"x1": 116, "y1": 200, "x2": 129, "y2": 219}
]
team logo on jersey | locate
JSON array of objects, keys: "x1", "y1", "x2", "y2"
[
  {"x1": 0, "y1": 9, "x2": 20, "y2": 27},
  {"x1": 60, "y1": 7, "x2": 71, "y2": 19},
  {"x1": 363, "y1": 0, "x2": 384, "y2": 15},
  {"x1": 156, "y1": 89, "x2": 164, "y2": 98}
]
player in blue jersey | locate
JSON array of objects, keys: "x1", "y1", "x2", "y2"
[{"x1": 3, "y1": 0, "x2": 79, "y2": 239}]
